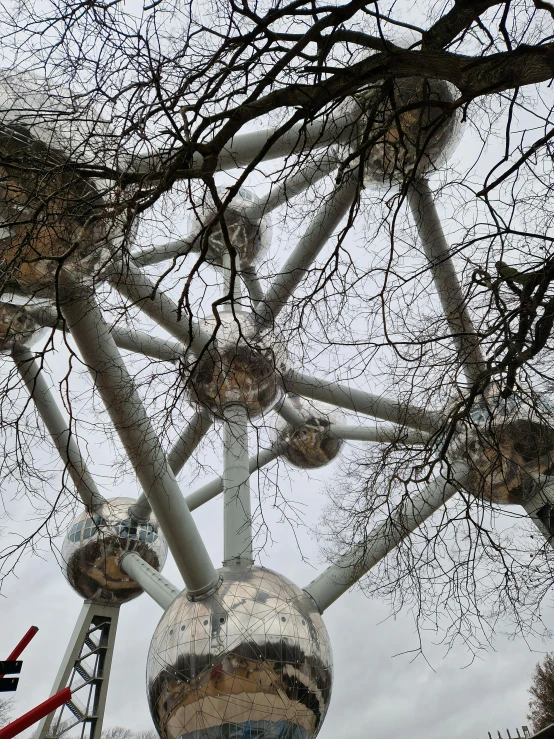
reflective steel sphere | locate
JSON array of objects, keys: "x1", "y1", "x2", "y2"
[
  {"x1": 0, "y1": 71, "x2": 126, "y2": 295},
  {"x1": 188, "y1": 187, "x2": 272, "y2": 267},
  {"x1": 449, "y1": 392, "x2": 554, "y2": 504},
  {"x1": 147, "y1": 564, "x2": 333, "y2": 739},
  {"x1": 275, "y1": 396, "x2": 344, "y2": 469},
  {"x1": 187, "y1": 312, "x2": 287, "y2": 418},
  {"x1": 62, "y1": 496, "x2": 168, "y2": 605},
  {"x1": 0, "y1": 302, "x2": 48, "y2": 352},
  {"x1": 343, "y1": 77, "x2": 460, "y2": 186}
]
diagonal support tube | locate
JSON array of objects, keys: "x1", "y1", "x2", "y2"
[
  {"x1": 285, "y1": 370, "x2": 443, "y2": 433},
  {"x1": 131, "y1": 236, "x2": 196, "y2": 268},
  {"x1": 59, "y1": 276, "x2": 219, "y2": 597},
  {"x1": 303, "y1": 461, "x2": 469, "y2": 613},
  {"x1": 329, "y1": 423, "x2": 429, "y2": 445},
  {"x1": 129, "y1": 407, "x2": 213, "y2": 521},
  {"x1": 222, "y1": 404, "x2": 253, "y2": 565},
  {"x1": 27, "y1": 304, "x2": 182, "y2": 363},
  {"x1": 185, "y1": 443, "x2": 282, "y2": 512},
  {"x1": 256, "y1": 175, "x2": 359, "y2": 326},
  {"x1": 242, "y1": 149, "x2": 341, "y2": 220},
  {"x1": 119, "y1": 552, "x2": 181, "y2": 609},
  {"x1": 130, "y1": 150, "x2": 341, "y2": 268},
  {"x1": 408, "y1": 179, "x2": 485, "y2": 385},
  {"x1": 13, "y1": 348, "x2": 105, "y2": 510},
  {"x1": 107, "y1": 260, "x2": 211, "y2": 355}
]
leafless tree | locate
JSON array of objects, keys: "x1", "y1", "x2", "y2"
[
  {"x1": 1, "y1": 0, "x2": 554, "y2": 660},
  {"x1": 529, "y1": 653, "x2": 554, "y2": 733}
]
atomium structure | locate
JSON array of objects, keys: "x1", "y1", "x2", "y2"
[{"x1": 2, "y1": 67, "x2": 554, "y2": 739}]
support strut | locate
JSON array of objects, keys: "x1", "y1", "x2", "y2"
[
  {"x1": 59, "y1": 276, "x2": 219, "y2": 597},
  {"x1": 303, "y1": 461, "x2": 468, "y2": 613},
  {"x1": 408, "y1": 180, "x2": 485, "y2": 385},
  {"x1": 35, "y1": 602, "x2": 119, "y2": 739},
  {"x1": 222, "y1": 403, "x2": 253, "y2": 565}
]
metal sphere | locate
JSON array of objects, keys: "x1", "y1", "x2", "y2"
[
  {"x1": 0, "y1": 302, "x2": 48, "y2": 353},
  {"x1": 188, "y1": 187, "x2": 272, "y2": 268},
  {"x1": 275, "y1": 395, "x2": 344, "y2": 469},
  {"x1": 343, "y1": 77, "x2": 461, "y2": 187},
  {"x1": 147, "y1": 564, "x2": 333, "y2": 739},
  {"x1": 449, "y1": 392, "x2": 554, "y2": 504},
  {"x1": 187, "y1": 312, "x2": 287, "y2": 418},
  {"x1": 0, "y1": 71, "x2": 126, "y2": 295},
  {"x1": 61, "y1": 496, "x2": 168, "y2": 605}
]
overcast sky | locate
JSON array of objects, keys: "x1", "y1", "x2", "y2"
[{"x1": 1, "y1": 14, "x2": 553, "y2": 738}]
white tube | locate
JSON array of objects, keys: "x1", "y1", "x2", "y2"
[
  {"x1": 303, "y1": 461, "x2": 468, "y2": 613},
  {"x1": 59, "y1": 277, "x2": 219, "y2": 597},
  {"x1": 222, "y1": 404, "x2": 253, "y2": 564},
  {"x1": 285, "y1": 370, "x2": 443, "y2": 433},
  {"x1": 13, "y1": 348, "x2": 105, "y2": 510},
  {"x1": 119, "y1": 552, "x2": 181, "y2": 610}
]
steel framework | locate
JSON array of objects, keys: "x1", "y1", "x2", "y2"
[{"x1": 1, "y1": 73, "x2": 552, "y2": 739}]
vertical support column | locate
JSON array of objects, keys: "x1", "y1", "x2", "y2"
[
  {"x1": 408, "y1": 179, "x2": 485, "y2": 386},
  {"x1": 222, "y1": 403, "x2": 253, "y2": 565},
  {"x1": 36, "y1": 602, "x2": 119, "y2": 739}
]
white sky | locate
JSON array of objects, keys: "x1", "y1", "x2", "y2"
[{"x1": 1, "y1": 5, "x2": 554, "y2": 737}]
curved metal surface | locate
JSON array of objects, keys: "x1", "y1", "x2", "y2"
[
  {"x1": 0, "y1": 71, "x2": 126, "y2": 294},
  {"x1": 187, "y1": 312, "x2": 287, "y2": 418},
  {"x1": 62, "y1": 496, "x2": 168, "y2": 605},
  {"x1": 343, "y1": 76, "x2": 461, "y2": 186},
  {"x1": 147, "y1": 564, "x2": 333, "y2": 739},
  {"x1": 449, "y1": 392, "x2": 554, "y2": 505},
  {"x1": 275, "y1": 395, "x2": 344, "y2": 469},
  {"x1": 0, "y1": 302, "x2": 48, "y2": 351},
  {"x1": 188, "y1": 187, "x2": 272, "y2": 268}
]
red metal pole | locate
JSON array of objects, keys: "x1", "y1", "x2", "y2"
[
  {"x1": 0, "y1": 687, "x2": 71, "y2": 739},
  {"x1": 0, "y1": 626, "x2": 39, "y2": 679},
  {"x1": 6, "y1": 626, "x2": 39, "y2": 662}
]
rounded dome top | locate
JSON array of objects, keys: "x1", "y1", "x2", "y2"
[
  {"x1": 341, "y1": 76, "x2": 461, "y2": 187},
  {"x1": 0, "y1": 71, "x2": 128, "y2": 296},
  {"x1": 147, "y1": 564, "x2": 333, "y2": 739},
  {"x1": 275, "y1": 395, "x2": 344, "y2": 469},
  {"x1": 61, "y1": 496, "x2": 168, "y2": 605},
  {"x1": 449, "y1": 391, "x2": 554, "y2": 505},
  {"x1": 187, "y1": 312, "x2": 287, "y2": 418},
  {"x1": 188, "y1": 186, "x2": 272, "y2": 268}
]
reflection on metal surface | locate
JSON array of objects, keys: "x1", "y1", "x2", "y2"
[
  {"x1": 449, "y1": 392, "x2": 554, "y2": 504},
  {"x1": 343, "y1": 77, "x2": 461, "y2": 186},
  {"x1": 0, "y1": 302, "x2": 48, "y2": 351},
  {"x1": 275, "y1": 396, "x2": 344, "y2": 469},
  {"x1": 187, "y1": 313, "x2": 287, "y2": 418},
  {"x1": 0, "y1": 71, "x2": 125, "y2": 294},
  {"x1": 147, "y1": 564, "x2": 333, "y2": 739},
  {"x1": 188, "y1": 187, "x2": 272, "y2": 268},
  {"x1": 62, "y1": 496, "x2": 168, "y2": 605}
]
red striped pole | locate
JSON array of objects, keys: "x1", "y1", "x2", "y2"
[{"x1": 0, "y1": 687, "x2": 71, "y2": 739}]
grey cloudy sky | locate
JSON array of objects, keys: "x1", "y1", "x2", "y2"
[{"x1": 1, "y1": 7, "x2": 553, "y2": 736}]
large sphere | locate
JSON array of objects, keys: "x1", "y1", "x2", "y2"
[
  {"x1": 449, "y1": 393, "x2": 554, "y2": 504},
  {"x1": 343, "y1": 77, "x2": 460, "y2": 186},
  {"x1": 187, "y1": 312, "x2": 287, "y2": 418},
  {"x1": 147, "y1": 564, "x2": 333, "y2": 739},
  {"x1": 188, "y1": 187, "x2": 272, "y2": 268},
  {"x1": 275, "y1": 396, "x2": 344, "y2": 469},
  {"x1": 0, "y1": 71, "x2": 126, "y2": 295},
  {"x1": 61, "y1": 496, "x2": 168, "y2": 605},
  {"x1": 0, "y1": 302, "x2": 48, "y2": 353}
]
